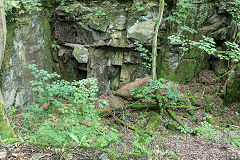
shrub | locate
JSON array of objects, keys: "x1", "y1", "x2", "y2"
[{"x1": 22, "y1": 64, "x2": 119, "y2": 148}]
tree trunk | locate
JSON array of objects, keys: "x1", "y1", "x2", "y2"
[
  {"x1": 152, "y1": 0, "x2": 165, "y2": 81},
  {"x1": 152, "y1": 0, "x2": 165, "y2": 114}
]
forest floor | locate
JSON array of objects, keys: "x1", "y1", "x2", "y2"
[{"x1": 1, "y1": 70, "x2": 240, "y2": 160}]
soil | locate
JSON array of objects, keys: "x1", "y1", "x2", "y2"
[{"x1": 1, "y1": 70, "x2": 239, "y2": 160}]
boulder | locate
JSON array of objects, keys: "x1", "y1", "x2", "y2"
[{"x1": 224, "y1": 69, "x2": 240, "y2": 105}]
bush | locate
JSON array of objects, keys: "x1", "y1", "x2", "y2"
[
  {"x1": 131, "y1": 78, "x2": 183, "y2": 108},
  {"x1": 22, "y1": 64, "x2": 119, "y2": 148}
]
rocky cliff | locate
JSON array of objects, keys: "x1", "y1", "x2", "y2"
[
  {"x1": 1, "y1": 10, "x2": 53, "y2": 109},
  {"x1": 0, "y1": 0, "x2": 239, "y2": 109}
]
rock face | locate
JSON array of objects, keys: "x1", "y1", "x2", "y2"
[
  {"x1": 51, "y1": 1, "x2": 187, "y2": 92},
  {"x1": 52, "y1": 0, "x2": 236, "y2": 93},
  {"x1": 0, "y1": 11, "x2": 53, "y2": 109},
  {"x1": 0, "y1": 1, "x2": 15, "y2": 138},
  {"x1": 0, "y1": 0, "x2": 6, "y2": 70},
  {"x1": 53, "y1": 1, "x2": 154, "y2": 93},
  {"x1": 224, "y1": 69, "x2": 240, "y2": 105},
  {"x1": 52, "y1": 0, "x2": 240, "y2": 102},
  {"x1": 0, "y1": 0, "x2": 6, "y2": 105},
  {"x1": 0, "y1": 0, "x2": 239, "y2": 108}
]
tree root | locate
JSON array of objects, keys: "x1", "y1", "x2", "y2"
[
  {"x1": 124, "y1": 101, "x2": 156, "y2": 110},
  {"x1": 98, "y1": 102, "x2": 156, "y2": 116},
  {"x1": 187, "y1": 92, "x2": 201, "y2": 107},
  {"x1": 113, "y1": 93, "x2": 144, "y2": 101},
  {"x1": 167, "y1": 109, "x2": 188, "y2": 130},
  {"x1": 115, "y1": 117, "x2": 136, "y2": 131},
  {"x1": 166, "y1": 105, "x2": 193, "y2": 109},
  {"x1": 145, "y1": 112, "x2": 161, "y2": 132}
]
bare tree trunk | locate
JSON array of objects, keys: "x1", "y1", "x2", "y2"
[
  {"x1": 152, "y1": 0, "x2": 165, "y2": 81},
  {"x1": 152, "y1": 0, "x2": 165, "y2": 114}
]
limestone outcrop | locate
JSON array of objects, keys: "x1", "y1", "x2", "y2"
[
  {"x1": 0, "y1": 11, "x2": 53, "y2": 109},
  {"x1": 0, "y1": 0, "x2": 239, "y2": 108}
]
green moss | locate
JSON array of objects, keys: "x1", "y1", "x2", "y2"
[
  {"x1": 158, "y1": 55, "x2": 198, "y2": 84},
  {"x1": 1, "y1": 23, "x2": 16, "y2": 71},
  {"x1": 206, "y1": 117, "x2": 216, "y2": 125},
  {"x1": 156, "y1": 50, "x2": 179, "y2": 81},
  {"x1": 130, "y1": 32, "x2": 149, "y2": 43},
  {"x1": 0, "y1": 103, "x2": 15, "y2": 139},
  {"x1": 182, "y1": 114, "x2": 190, "y2": 118},
  {"x1": 175, "y1": 59, "x2": 197, "y2": 84},
  {"x1": 184, "y1": 48, "x2": 201, "y2": 59},
  {"x1": 41, "y1": 0, "x2": 56, "y2": 8},
  {"x1": 224, "y1": 77, "x2": 240, "y2": 105},
  {"x1": 189, "y1": 117, "x2": 197, "y2": 124},
  {"x1": 40, "y1": 11, "x2": 53, "y2": 72},
  {"x1": 166, "y1": 121, "x2": 179, "y2": 131},
  {"x1": 145, "y1": 112, "x2": 161, "y2": 132},
  {"x1": 188, "y1": 92, "x2": 200, "y2": 107}
]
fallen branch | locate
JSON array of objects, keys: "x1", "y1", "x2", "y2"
[
  {"x1": 166, "y1": 105, "x2": 193, "y2": 109},
  {"x1": 115, "y1": 117, "x2": 136, "y2": 131},
  {"x1": 187, "y1": 92, "x2": 201, "y2": 107},
  {"x1": 98, "y1": 102, "x2": 156, "y2": 116},
  {"x1": 213, "y1": 63, "x2": 240, "y2": 81},
  {"x1": 124, "y1": 101, "x2": 156, "y2": 110},
  {"x1": 167, "y1": 109, "x2": 187, "y2": 130},
  {"x1": 113, "y1": 93, "x2": 144, "y2": 101},
  {"x1": 186, "y1": 107, "x2": 201, "y2": 111}
]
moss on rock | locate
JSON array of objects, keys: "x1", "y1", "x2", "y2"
[
  {"x1": 224, "y1": 70, "x2": 240, "y2": 105},
  {"x1": 0, "y1": 103, "x2": 15, "y2": 139},
  {"x1": 40, "y1": 11, "x2": 54, "y2": 72},
  {"x1": 1, "y1": 23, "x2": 16, "y2": 71},
  {"x1": 168, "y1": 59, "x2": 197, "y2": 84},
  {"x1": 145, "y1": 112, "x2": 161, "y2": 132},
  {"x1": 166, "y1": 120, "x2": 179, "y2": 131}
]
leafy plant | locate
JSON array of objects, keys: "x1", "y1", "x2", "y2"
[
  {"x1": 51, "y1": 41, "x2": 60, "y2": 51},
  {"x1": 131, "y1": 78, "x2": 183, "y2": 108},
  {"x1": 226, "y1": 0, "x2": 240, "y2": 27},
  {"x1": 134, "y1": 41, "x2": 152, "y2": 70},
  {"x1": 166, "y1": 0, "x2": 240, "y2": 82},
  {"x1": 21, "y1": 64, "x2": 120, "y2": 148},
  {"x1": 95, "y1": 9, "x2": 108, "y2": 18},
  {"x1": 193, "y1": 121, "x2": 240, "y2": 147},
  {"x1": 177, "y1": 125, "x2": 192, "y2": 134},
  {"x1": 4, "y1": 0, "x2": 42, "y2": 21},
  {"x1": 132, "y1": 130, "x2": 155, "y2": 155}
]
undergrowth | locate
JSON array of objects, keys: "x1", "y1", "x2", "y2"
[
  {"x1": 4, "y1": 64, "x2": 156, "y2": 159},
  {"x1": 21, "y1": 64, "x2": 119, "y2": 148}
]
